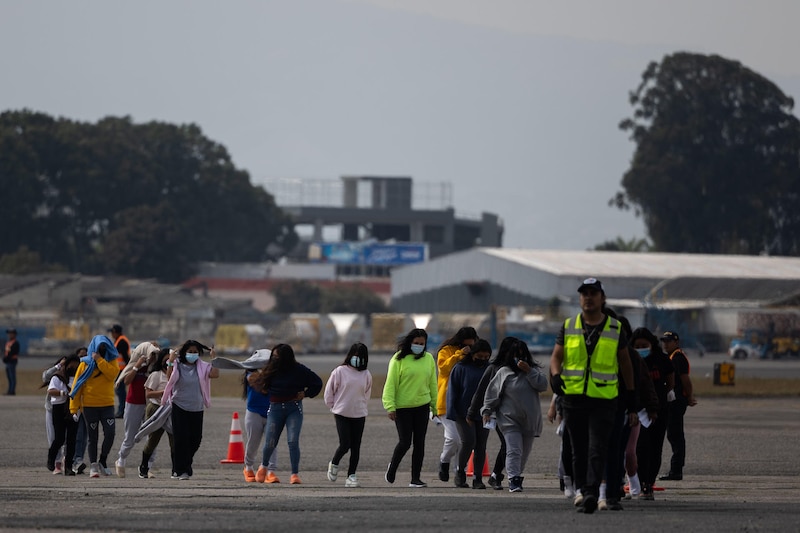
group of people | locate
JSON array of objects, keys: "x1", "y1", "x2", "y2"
[{"x1": 40, "y1": 280, "x2": 696, "y2": 516}]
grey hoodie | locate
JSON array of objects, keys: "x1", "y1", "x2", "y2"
[{"x1": 481, "y1": 365, "x2": 548, "y2": 436}]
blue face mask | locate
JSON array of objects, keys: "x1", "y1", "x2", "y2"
[
  {"x1": 349, "y1": 356, "x2": 361, "y2": 368},
  {"x1": 636, "y1": 347, "x2": 650, "y2": 358},
  {"x1": 410, "y1": 344, "x2": 424, "y2": 355},
  {"x1": 185, "y1": 353, "x2": 199, "y2": 363}
]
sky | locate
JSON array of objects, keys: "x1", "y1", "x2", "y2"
[{"x1": 3, "y1": 0, "x2": 800, "y2": 251}]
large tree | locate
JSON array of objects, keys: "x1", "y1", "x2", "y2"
[
  {"x1": 0, "y1": 111, "x2": 298, "y2": 281},
  {"x1": 613, "y1": 52, "x2": 800, "y2": 255}
]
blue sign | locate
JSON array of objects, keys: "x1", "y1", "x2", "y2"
[{"x1": 309, "y1": 242, "x2": 427, "y2": 266}]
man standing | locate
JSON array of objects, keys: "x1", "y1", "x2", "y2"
[
  {"x1": 549, "y1": 278, "x2": 637, "y2": 514},
  {"x1": 659, "y1": 331, "x2": 697, "y2": 481},
  {"x1": 109, "y1": 324, "x2": 130, "y2": 418},
  {"x1": 3, "y1": 328, "x2": 20, "y2": 395}
]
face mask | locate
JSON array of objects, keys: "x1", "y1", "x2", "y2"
[
  {"x1": 66, "y1": 367, "x2": 77, "y2": 377},
  {"x1": 185, "y1": 353, "x2": 199, "y2": 363},
  {"x1": 636, "y1": 347, "x2": 650, "y2": 358},
  {"x1": 410, "y1": 344, "x2": 424, "y2": 355},
  {"x1": 474, "y1": 358, "x2": 488, "y2": 367},
  {"x1": 349, "y1": 356, "x2": 361, "y2": 368}
]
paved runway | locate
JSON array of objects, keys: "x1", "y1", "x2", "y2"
[{"x1": 1, "y1": 392, "x2": 799, "y2": 532}]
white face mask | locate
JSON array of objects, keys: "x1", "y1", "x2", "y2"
[{"x1": 410, "y1": 344, "x2": 424, "y2": 355}]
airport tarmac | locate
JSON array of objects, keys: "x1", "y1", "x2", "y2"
[{"x1": 1, "y1": 392, "x2": 799, "y2": 532}]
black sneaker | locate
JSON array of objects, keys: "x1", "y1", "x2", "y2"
[
  {"x1": 659, "y1": 472, "x2": 682, "y2": 481},
  {"x1": 454, "y1": 470, "x2": 469, "y2": 488},
  {"x1": 139, "y1": 465, "x2": 149, "y2": 479},
  {"x1": 438, "y1": 462, "x2": 449, "y2": 482},
  {"x1": 607, "y1": 499, "x2": 623, "y2": 511},
  {"x1": 408, "y1": 479, "x2": 427, "y2": 488},
  {"x1": 472, "y1": 479, "x2": 486, "y2": 490},
  {"x1": 578, "y1": 494, "x2": 598, "y2": 514},
  {"x1": 73, "y1": 463, "x2": 87, "y2": 475},
  {"x1": 384, "y1": 464, "x2": 395, "y2": 484},
  {"x1": 488, "y1": 473, "x2": 504, "y2": 490},
  {"x1": 64, "y1": 469, "x2": 76, "y2": 477}
]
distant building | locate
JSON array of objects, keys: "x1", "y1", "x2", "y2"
[{"x1": 264, "y1": 176, "x2": 504, "y2": 276}]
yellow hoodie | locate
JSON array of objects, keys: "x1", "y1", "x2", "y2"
[
  {"x1": 436, "y1": 345, "x2": 469, "y2": 416},
  {"x1": 69, "y1": 356, "x2": 118, "y2": 413}
]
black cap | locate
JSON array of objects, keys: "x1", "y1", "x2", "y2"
[
  {"x1": 660, "y1": 331, "x2": 680, "y2": 342},
  {"x1": 5, "y1": 328, "x2": 16, "y2": 334},
  {"x1": 577, "y1": 277, "x2": 604, "y2": 294},
  {"x1": 108, "y1": 324, "x2": 123, "y2": 334}
]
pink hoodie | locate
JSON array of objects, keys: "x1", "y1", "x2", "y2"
[{"x1": 324, "y1": 365, "x2": 372, "y2": 418}]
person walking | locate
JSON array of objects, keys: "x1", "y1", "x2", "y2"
[
  {"x1": 238, "y1": 350, "x2": 280, "y2": 484},
  {"x1": 549, "y1": 278, "x2": 637, "y2": 514},
  {"x1": 446, "y1": 338, "x2": 492, "y2": 489},
  {"x1": 435, "y1": 327, "x2": 478, "y2": 482},
  {"x1": 162, "y1": 340, "x2": 220, "y2": 480},
  {"x1": 467, "y1": 336, "x2": 518, "y2": 490},
  {"x1": 382, "y1": 328, "x2": 437, "y2": 488},
  {"x1": 46, "y1": 354, "x2": 81, "y2": 476},
  {"x1": 138, "y1": 348, "x2": 173, "y2": 479},
  {"x1": 324, "y1": 342, "x2": 372, "y2": 488},
  {"x1": 631, "y1": 327, "x2": 674, "y2": 500},
  {"x1": 250, "y1": 344, "x2": 323, "y2": 485},
  {"x1": 115, "y1": 341, "x2": 160, "y2": 477},
  {"x1": 109, "y1": 324, "x2": 131, "y2": 418},
  {"x1": 4, "y1": 328, "x2": 20, "y2": 395},
  {"x1": 482, "y1": 338, "x2": 549, "y2": 493},
  {"x1": 69, "y1": 335, "x2": 120, "y2": 478},
  {"x1": 42, "y1": 355, "x2": 68, "y2": 474},
  {"x1": 659, "y1": 331, "x2": 697, "y2": 481}
]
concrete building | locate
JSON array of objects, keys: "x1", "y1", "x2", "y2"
[
  {"x1": 264, "y1": 176, "x2": 504, "y2": 267},
  {"x1": 390, "y1": 248, "x2": 800, "y2": 350}
]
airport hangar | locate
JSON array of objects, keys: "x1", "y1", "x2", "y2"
[{"x1": 389, "y1": 248, "x2": 800, "y2": 350}]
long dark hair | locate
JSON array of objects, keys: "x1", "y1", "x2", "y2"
[
  {"x1": 252, "y1": 344, "x2": 296, "y2": 393},
  {"x1": 45, "y1": 354, "x2": 81, "y2": 388},
  {"x1": 341, "y1": 342, "x2": 369, "y2": 371},
  {"x1": 467, "y1": 339, "x2": 492, "y2": 363},
  {"x1": 498, "y1": 336, "x2": 541, "y2": 372},
  {"x1": 150, "y1": 348, "x2": 171, "y2": 374},
  {"x1": 178, "y1": 339, "x2": 209, "y2": 363},
  {"x1": 438, "y1": 326, "x2": 478, "y2": 353},
  {"x1": 630, "y1": 327, "x2": 664, "y2": 357},
  {"x1": 395, "y1": 328, "x2": 428, "y2": 360}
]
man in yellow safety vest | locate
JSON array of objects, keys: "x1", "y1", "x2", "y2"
[{"x1": 549, "y1": 278, "x2": 637, "y2": 514}]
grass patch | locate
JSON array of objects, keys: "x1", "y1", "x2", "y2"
[{"x1": 12, "y1": 370, "x2": 798, "y2": 399}]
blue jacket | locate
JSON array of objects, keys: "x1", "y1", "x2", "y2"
[{"x1": 446, "y1": 360, "x2": 489, "y2": 421}]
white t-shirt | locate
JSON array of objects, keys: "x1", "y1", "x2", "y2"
[
  {"x1": 48, "y1": 376, "x2": 70, "y2": 406},
  {"x1": 144, "y1": 371, "x2": 169, "y2": 406}
]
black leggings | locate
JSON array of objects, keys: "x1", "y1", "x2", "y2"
[
  {"x1": 332, "y1": 414, "x2": 366, "y2": 476},
  {"x1": 172, "y1": 404, "x2": 204, "y2": 477},
  {"x1": 48, "y1": 402, "x2": 78, "y2": 470},
  {"x1": 455, "y1": 418, "x2": 490, "y2": 480},
  {"x1": 389, "y1": 404, "x2": 429, "y2": 480}
]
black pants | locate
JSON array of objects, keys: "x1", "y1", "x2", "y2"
[
  {"x1": 48, "y1": 402, "x2": 78, "y2": 470},
  {"x1": 172, "y1": 404, "x2": 204, "y2": 476},
  {"x1": 493, "y1": 426, "x2": 507, "y2": 476},
  {"x1": 454, "y1": 418, "x2": 490, "y2": 480},
  {"x1": 564, "y1": 400, "x2": 616, "y2": 499},
  {"x1": 83, "y1": 405, "x2": 116, "y2": 465},
  {"x1": 389, "y1": 405, "x2": 429, "y2": 481},
  {"x1": 332, "y1": 414, "x2": 366, "y2": 476},
  {"x1": 636, "y1": 405, "x2": 669, "y2": 485},
  {"x1": 666, "y1": 398, "x2": 688, "y2": 474}
]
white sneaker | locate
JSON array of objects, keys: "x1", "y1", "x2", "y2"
[
  {"x1": 89, "y1": 463, "x2": 101, "y2": 478},
  {"x1": 573, "y1": 490, "x2": 584, "y2": 507},
  {"x1": 178, "y1": 473, "x2": 191, "y2": 480},
  {"x1": 345, "y1": 474, "x2": 360, "y2": 488},
  {"x1": 53, "y1": 461, "x2": 63, "y2": 475},
  {"x1": 327, "y1": 461, "x2": 339, "y2": 482},
  {"x1": 564, "y1": 475, "x2": 576, "y2": 499},
  {"x1": 115, "y1": 460, "x2": 125, "y2": 478},
  {"x1": 598, "y1": 499, "x2": 608, "y2": 511}
]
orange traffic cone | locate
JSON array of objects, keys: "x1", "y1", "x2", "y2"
[
  {"x1": 220, "y1": 412, "x2": 245, "y2": 464},
  {"x1": 465, "y1": 451, "x2": 490, "y2": 477}
]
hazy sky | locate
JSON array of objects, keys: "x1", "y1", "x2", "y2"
[{"x1": 3, "y1": 0, "x2": 799, "y2": 250}]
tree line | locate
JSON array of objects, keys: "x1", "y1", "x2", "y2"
[{"x1": 0, "y1": 112, "x2": 298, "y2": 282}]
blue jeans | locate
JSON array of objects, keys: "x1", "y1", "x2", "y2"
[
  {"x1": 5, "y1": 362, "x2": 16, "y2": 394},
  {"x1": 261, "y1": 400, "x2": 303, "y2": 474}
]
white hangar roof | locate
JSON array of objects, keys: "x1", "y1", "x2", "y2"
[{"x1": 391, "y1": 248, "x2": 800, "y2": 304}]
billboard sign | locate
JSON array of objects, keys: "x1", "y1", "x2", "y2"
[{"x1": 309, "y1": 242, "x2": 427, "y2": 266}]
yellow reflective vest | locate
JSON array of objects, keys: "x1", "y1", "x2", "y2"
[{"x1": 562, "y1": 314, "x2": 620, "y2": 399}]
